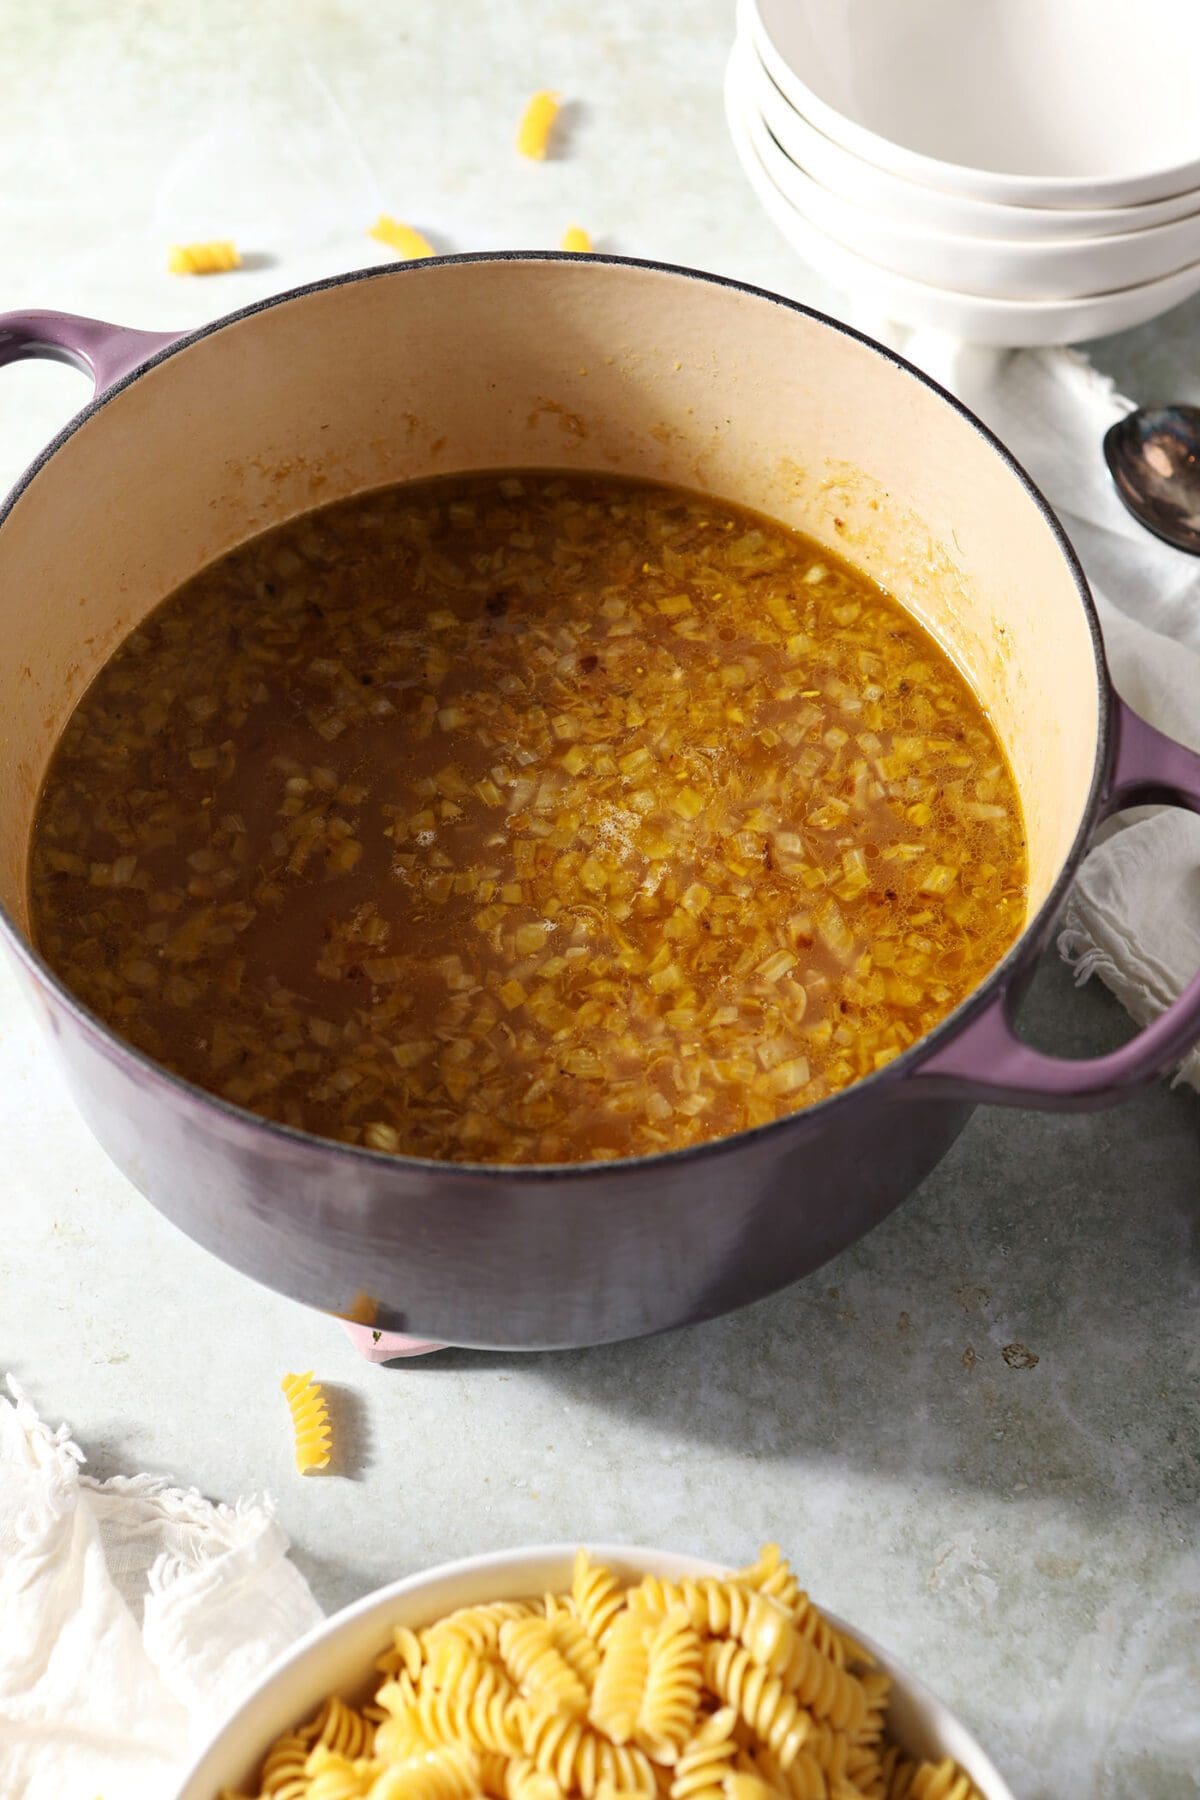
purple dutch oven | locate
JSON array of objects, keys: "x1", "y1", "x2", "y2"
[{"x1": 2, "y1": 256, "x2": 1199, "y2": 1350}]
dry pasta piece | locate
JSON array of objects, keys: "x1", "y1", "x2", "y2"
[
  {"x1": 845, "y1": 1738, "x2": 885, "y2": 1795},
  {"x1": 446, "y1": 1656, "x2": 523, "y2": 1752},
  {"x1": 377, "y1": 1625, "x2": 427, "y2": 1684},
  {"x1": 739, "y1": 1743, "x2": 827, "y2": 1800},
  {"x1": 669, "y1": 1708, "x2": 738, "y2": 1800},
  {"x1": 339, "y1": 1289, "x2": 379, "y2": 1326},
  {"x1": 629, "y1": 1577, "x2": 759, "y2": 1641},
  {"x1": 573, "y1": 1551, "x2": 629, "y2": 1646},
  {"x1": 736, "y1": 1596, "x2": 867, "y2": 1733},
  {"x1": 502, "y1": 1614, "x2": 591, "y2": 1715},
  {"x1": 524, "y1": 1706, "x2": 657, "y2": 1797},
  {"x1": 369, "y1": 216, "x2": 436, "y2": 260},
  {"x1": 855, "y1": 1671, "x2": 892, "y2": 1746},
  {"x1": 280, "y1": 1370, "x2": 332, "y2": 1473},
  {"x1": 377, "y1": 1659, "x2": 527, "y2": 1758},
  {"x1": 373, "y1": 1671, "x2": 417, "y2": 1722},
  {"x1": 167, "y1": 240, "x2": 240, "y2": 275},
  {"x1": 370, "y1": 1744, "x2": 481, "y2": 1800},
  {"x1": 374, "y1": 1682, "x2": 424, "y2": 1760},
  {"x1": 892, "y1": 1758, "x2": 982, "y2": 1800},
  {"x1": 516, "y1": 90, "x2": 561, "y2": 159},
  {"x1": 305, "y1": 1745, "x2": 378, "y2": 1798},
  {"x1": 636, "y1": 1608, "x2": 702, "y2": 1760},
  {"x1": 737, "y1": 1547, "x2": 799, "y2": 1616},
  {"x1": 874, "y1": 1743, "x2": 908, "y2": 1799},
  {"x1": 737, "y1": 1549, "x2": 850, "y2": 1672},
  {"x1": 836, "y1": 1626, "x2": 879, "y2": 1675},
  {"x1": 723, "y1": 1776, "x2": 776, "y2": 1800},
  {"x1": 301, "y1": 1695, "x2": 375, "y2": 1758},
  {"x1": 548, "y1": 1609, "x2": 603, "y2": 1689},
  {"x1": 703, "y1": 1640, "x2": 813, "y2": 1770},
  {"x1": 589, "y1": 1608, "x2": 650, "y2": 1744},
  {"x1": 746, "y1": 1741, "x2": 835, "y2": 1797},
  {"x1": 505, "y1": 1756, "x2": 567, "y2": 1800},
  {"x1": 478, "y1": 1751, "x2": 514, "y2": 1797},
  {"x1": 256, "y1": 1730, "x2": 310, "y2": 1797},
  {"x1": 560, "y1": 225, "x2": 593, "y2": 253},
  {"x1": 425, "y1": 1630, "x2": 493, "y2": 1690},
  {"x1": 426, "y1": 1601, "x2": 535, "y2": 1657}
]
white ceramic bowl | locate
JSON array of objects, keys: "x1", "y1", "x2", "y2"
[
  {"x1": 726, "y1": 54, "x2": 1200, "y2": 347},
  {"x1": 741, "y1": 21, "x2": 1200, "y2": 244},
  {"x1": 175, "y1": 1544, "x2": 1017, "y2": 1800},
  {"x1": 728, "y1": 44, "x2": 1200, "y2": 301},
  {"x1": 747, "y1": 0, "x2": 1200, "y2": 207}
]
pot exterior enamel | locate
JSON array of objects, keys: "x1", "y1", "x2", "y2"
[
  {"x1": 4, "y1": 256, "x2": 1196, "y2": 1349},
  {"x1": 18, "y1": 937, "x2": 975, "y2": 1347}
]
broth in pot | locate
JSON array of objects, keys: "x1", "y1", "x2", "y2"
[{"x1": 30, "y1": 472, "x2": 1025, "y2": 1163}]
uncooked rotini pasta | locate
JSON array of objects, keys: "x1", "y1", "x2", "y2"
[
  {"x1": 742, "y1": 1742, "x2": 826, "y2": 1800},
  {"x1": 638, "y1": 1609, "x2": 703, "y2": 1759},
  {"x1": 305, "y1": 1746, "x2": 375, "y2": 1799},
  {"x1": 304, "y1": 1697, "x2": 375, "y2": 1760},
  {"x1": 889, "y1": 1758, "x2": 982, "y2": 1800},
  {"x1": 219, "y1": 1548, "x2": 987, "y2": 1800},
  {"x1": 560, "y1": 225, "x2": 593, "y2": 253},
  {"x1": 376, "y1": 1627, "x2": 426, "y2": 1686},
  {"x1": 733, "y1": 1599, "x2": 867, "y2": 1733},
  {"x1": 167, "y1": 240, "x2": 241, "y2": 274},
  {"x1": 588, "y1": 1607, "x2": 650, "y2": 1744},
  {"x1": 669, "y1": 1705, "x2": 737, "y2": 1800},
  {"x1": 368, "y1": 216, "x2": 435, "y2": 260},
  {"x1": 280, "y1": 1371, "x2": 333, "y2": 1474},
  {"x1": 516, "y1": 90, "x2": 561, "y2": 159},
  {"x1": 547, "y1": 1610, "x2": 603, "y2": 1690},
  {"x1": 522, "y1": 1705, "x2": 656, "y2": 1795},
  {"x1": 257, "y1": 1730, "x2": 310, "y2": 1797},
  {"x1": 630, "y1": 1577, "x2": 758, "y2": 1641},
  {"x1": 377, "y1": 1656, "x2": 526, "y2": 1758},
  {"x1": 373, "y1": 1743, "x2": 479, "y2": 1800},
  {"x1": 573, "y1": 1550, "x2": 626, "y2": 1646},
  {"x1": 502, "y1": 1616, "x2": 591, "y2": 1717},
  {"x1": 702, "y1": 1638, "x2": 816, "y2": 1769},
  {"x1": 738, "y1": 1546, "x2": 862, "y2": 1672},
  {"x1": 427, "y1": 1603, "x2": 535, "y2": 1658}
]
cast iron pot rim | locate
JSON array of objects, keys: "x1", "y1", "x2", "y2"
[{"x1": 0, "y1": 251, "x2": 1108, "y2": 1183}]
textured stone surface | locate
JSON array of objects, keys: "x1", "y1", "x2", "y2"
[{"x1": 2, "y1": 4, "x2": 1198, "y2": 1795}]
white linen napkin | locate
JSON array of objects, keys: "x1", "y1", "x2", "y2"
[
  {"x1": 0, "y1": 1377, "x2": 322, "y2": 1800},
  {"x1": 856, "y1": 325, "x2": 1200, "y2": 1089}
]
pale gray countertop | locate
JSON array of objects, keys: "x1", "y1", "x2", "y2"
[{"x1": 2, "y1": 4, "x2": 1198, "y2": 1797}]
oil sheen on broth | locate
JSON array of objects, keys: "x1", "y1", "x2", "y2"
[{"x1": 30, "y1": 473, "x2": 1026, "y2": 1163}]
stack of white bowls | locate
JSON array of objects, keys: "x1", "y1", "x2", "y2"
[{"x1": 727, "y1": 0, "x2": 1200, "y2": 346}]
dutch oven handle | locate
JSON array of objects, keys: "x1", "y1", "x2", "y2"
[
  {"x1": 0, "y1": 309, "x2": 180, "y2": 396},
  {"x1": 914, "y1": 695, "x2": 1200, "y2": 1111}
]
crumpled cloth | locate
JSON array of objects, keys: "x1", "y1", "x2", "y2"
[
  {"x1": 857, "y1": 326, "x2": 1200, "y2": 1089},
  {"x1": 0, "y1": 1377, "x2": 321, "y2": 1800}
]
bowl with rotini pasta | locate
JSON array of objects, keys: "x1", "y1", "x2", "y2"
[{"x1": 176, "y1": 1543, "x2": 1014, "y2": 1800}]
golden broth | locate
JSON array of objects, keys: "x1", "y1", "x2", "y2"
[{"x1": 30, "y1": 472, "x2": 1025, "y2": 1162}]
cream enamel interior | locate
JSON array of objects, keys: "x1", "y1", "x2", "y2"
[{"x1": 0, "y1": 260, "x2": 1100, "y2": 943}]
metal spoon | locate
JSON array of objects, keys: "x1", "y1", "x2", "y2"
[{"x1": 1103, "y1": 404, "x2": 1200, "y2": 554}]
